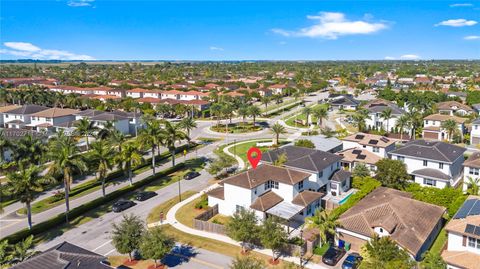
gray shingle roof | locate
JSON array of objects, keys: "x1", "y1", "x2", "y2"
[
  {"x1": 389, "y1": 140, "x2": 466, "y2": 163},
  {"x1": 6, "y1": 105, "x2": 49, "y2": 115},
  {"x1": 90, "y1": 113, "x2": 128, "y2": 121},
  {"x1": 262, "y1": 145, "x2": 342, "y2": 173},
  {"x1": 367, "y1": 103, "x2": 405, "y2": 115},
  {"x1": 330, "y1": 169, "x2": 352, "y2": 183},
  {"x1": 11, "y1": 242, "x2": 110, "y2": 269},
  {"x1": 411, "y1": 168, "x2": 452, "y2": 181}
]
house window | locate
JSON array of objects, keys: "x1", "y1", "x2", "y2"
[
  {"x1": 319, "y1": 171, "x2": 323, "y2": 177},
  {"x1": 467, "y1": 237, "x2": 480, "y2": 249},
  {"x1": 273, "y1": 181, "x2": 279, "y2": 189},
  {"x1": 424, "y1": 178, "x2": 436, "y2": 186},
  {"x1": 307, "y1": 205, "x2": 312, "y2": 215},
  {"x1": 264, "y1": 182, "x2": 269, "y2": 190},
  {"x1": 470, "y1": 168, "x2": 480, "y2": 176},
  {"x1": 423, "y1": 160, "x2": 428, "y2": 166},
  {"x1": 264, "y1": 180, "x2": 278, "y2": 190},
  {"x1": 254, "y1": 188, "x2": 257, "y2": 195},
  {"x1": 298, "y1": 180, "x2": 304, "y2": 190},
  {"x1": 379, "y1": 228, "x2": 384, "y2": 233},
  {"x1": 439, "y1": 163, "x2": 444, "y2": 169},
  {"x1": 373, "y1": 147, "x2": 379, "y2": 153},
  {"x1": 235, "y1": 205, "x2": 244, "y2": 213},
  {"x1": 426, "y1": 120, "x2": 429, "y2": 125},
  {"x1": 363, "y1": 145, "x2": 366, "y2": 148},
  {"x1": 5, "y1": 115, "x2": 8, "y2": 118},
  {"x1": 397, "y1": 156, "x2": 404, "y2": 162}
]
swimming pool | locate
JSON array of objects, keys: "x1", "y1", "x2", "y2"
[{"x1": 339, "y1": 192, "x2": 354, "y2": 205}]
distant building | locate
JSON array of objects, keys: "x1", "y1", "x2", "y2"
[
  {"x1": 342, "y1": 132, "x2": 396, "y2": 158},
  {"x1": 423, "y1": 114, "x2": 466, "y2": 141},
  {"x1": 363, "y1": 99, "x2": 406, "y2": 132},
  {"x1": 328, "y1": 94, "x2": 359, "y2": 111},
  {"x1": 437, "y1": 101, "x2": 473, "y2": 116},
  {"x1": 463, "y1": 152, "x2": 480, "y2": 193},
  {"x1": 470, "y1": 118, "x2": 480, "y2": 145}
]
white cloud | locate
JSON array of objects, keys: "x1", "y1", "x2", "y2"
[
  {"x1": 209, "y1": 46, "x2": 224, "y2": 51},
  {"x1": 67, "y1": 0, "x2": 94, "y2": 7},
  {"x1": 400, "y1": 54, "x2": 420, "y2": 60},
  {"x1": 464, "y1": 35, "x2": 480, "y2": 40},
  {"x1": 384, "y1": 56, "x2": 396, "y2": 60},
  {"x1": 435, "y1": 19, "x2": 478, "y2": 27},
  {"x1": 1, "y1": 42, "x2": 95, "y2": 60},
  {"x1": 271, "y1": 12, "x2": 388, "y2": 39},
  {"x1": 450, "y1": 3, "x2": 473, "y2": 7}
]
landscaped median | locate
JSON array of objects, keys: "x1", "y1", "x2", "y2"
[
  {"x1": 4, "y1": 163, "x2": 188, "y2": 244},
  {"x1": 15, "y1": 143, "x2": 199, "y2": 216}
]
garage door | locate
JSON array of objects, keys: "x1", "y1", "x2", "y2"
[
  {"x1": 423, "y1": 131, "x2": 439, "y2": 140},
  {"x1": 472, "y1": 136, "x2": 480, "y2": 146}
]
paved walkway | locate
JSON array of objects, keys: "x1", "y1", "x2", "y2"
[{"x1": 149, "y1": 186, "x2": 330, "y2": 269}]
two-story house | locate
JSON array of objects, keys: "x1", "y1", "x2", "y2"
[
  {"x1": 337, "y1": 187, "x2": 445, "y2": 261},
  {"x1": 437, "y1": 101, "x2": 474, "y2": 116},
  {"x1": 267, "y1": 84, "x2": 287, "y2": 95},
  {"x1": 126, "y1": 88, "x2": 152, "y2": 99},
  {"x1": 463, "y1": 152, "x2": 480, "y2": 193},
  {"x1": 29, "y1": 108, "x2": 78, "y2": 132},
  {"x1": 389, "y1": 140, "x2": 466, "y2": 188},
  {"x1": 442, "y1": 196, "x2": 480, "y2": 269},
  {"x1": 423, "y1": 114, "x2": 466, "y2": 141},
  {"x1": 470, "y1": 119, "x2": 480, "y2": 145},
  {"x1": 336, "y1": 148, "x2": 381, "y2": 174},
  {"x1": 328, "y1": 94, "x2": 359, "y2": 111},
  {"x1": 2, "y1": 105, "x2": 49, "y2": 129},
  {"x1": 363, "y1": 99, "x2": 406, "y2": 132},
  {"x1": 0, "y1": 105, "x2": 20, "y2": 127},
  {"x1": 207, "y1": 164, "x2": 324, "y2": 227},
  {"x1": 342, "y1": 133, "x2": 396, "y2": 158}
]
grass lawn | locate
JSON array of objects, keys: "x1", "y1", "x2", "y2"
[
  {"x1": 208, "y1": 214, "x2": 231, "y2": 225},
  {"x1": 211, "y1": 122, "x2": 263, "y2": 134},
  {"x1": 175, "y1": 196, "x2": 207, "y2": 228},
  {"x1": 146, "y1": 191, "x2": 197, "y2": 224},
  {"x1": 313, "y1": 243, "x2": 330, "y2": 256},
  {"x1": 429, "y1": 227, "x2": 447, "y2": 255},
  {"x1": 162, "y1": 224, "x2": 291, "y2": 268},
  {"x1": 227, "y1": 139, "x2": 289, "y2": 164},
  {"x1": 284, "y1": 104, "x2": 329, "y2": 128},
  {"x1": 261, "y1": 99, "x2": 299, "y2": 113}
]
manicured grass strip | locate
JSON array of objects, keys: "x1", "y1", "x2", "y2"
[
  {"x1": 147, "y1": 191, "x2": 197, "y2": 224},
  {"x1": 4, "y1": 163, "x2": 186, "y2": 244},
  {"x1": 227, "y1": 140, "x2": 288, "y2": 164},
  {"x1": 429, "y1": 227, "x2": 447, "y2": 255},
  {"x1": 175, "y1": 196, "x2": 206, "y2": 228}
]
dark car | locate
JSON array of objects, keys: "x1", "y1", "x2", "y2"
[
  {"x1": 184, "y1": 171, "x2": 200, "y2": 180},
  {"x1": 322, "y1": 247, "x2": 346, "y2": 266},
  {"x1": 342, "y1": 252, "x2": 363, "y2": 269},
  {"x1": 112, "y1": 200, "x2": 135, "y2": 212},
  {"x1": 135, "y1": 191, "x2": 157, "y2": 201}
]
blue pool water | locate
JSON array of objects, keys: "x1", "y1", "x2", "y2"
[{"x1": 339, "y1": 192, "x2": 354, "y2": 205}]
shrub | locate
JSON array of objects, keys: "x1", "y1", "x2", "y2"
[
  {"x1": 294, "y1": 139, "x2": 315, "y2": 148},
  {"x1": 194, "y1": 194, "x2": 208, "y2": 209}
]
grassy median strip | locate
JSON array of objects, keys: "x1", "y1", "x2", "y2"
[{"x1": 146, "y1": 190, "x2": 197, "y2": 224}]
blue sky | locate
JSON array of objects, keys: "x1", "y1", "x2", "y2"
[{"x1": 1, "y1": 1, "x2": 479, "y2": 60}]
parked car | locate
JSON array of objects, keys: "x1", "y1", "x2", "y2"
[
  {"x1": 112, "y1": 200, "x2": 135, "y2": 212},
  {"x1": 135, "y1": 191, "x2": 157, "y2": 201},
  {"x1": 342, "y1": 252, "x2": 363, "y2": 269},
  {"x1": 322, "y1": 247, "x2": 346, "y2": 266},
  {"x1": 184, "y1": 171, "x2": 200, "y2": 180}
]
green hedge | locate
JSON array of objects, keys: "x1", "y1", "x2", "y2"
[
  {"x1": 331, "y1": 176, "x2": 381, "y2": 218},
  {"x1": 3, "y1": 163, "x2": 185, "y2": 244}
]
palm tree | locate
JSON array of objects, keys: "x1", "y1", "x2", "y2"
[
  {"x1": 116, "y1": 141, "x2": 144, "y2": 185},
  {"x1": 0, "y1": 130, "x2": 10, "y2": 163},
  {"x1": 270, "y1": 123, "x2": 286, "y2": 145},
  {"x1": 12, "y1": 134, "x2": 46, "y2": 165},
  {"x1": 441, "y1": 119, "x2": 458, "y2": 142},
  {"x1": 162, "y1": 121, "x2": 188, "y2": 166},
  {"x1": 237, "y1": 106, "x2": 249, "y2": 126},
  {"x1": 302, "y1": 107, "x2": 312, "y2": 126},
  {"x1": 74, "y1": 117, "x2": 98, "y2": 150},
  {"x1": 97, "y1": 121, "x2": 117, "y2": 140},
  {"x1": 6, "y1": 165, "x2": 48, "y2": 229},
  {"x1": 406, "y1": 110, "x2": 422, "y2": 139},
  {"x1": 90, "y1": 140, "x2": 115, "y2": 197},
  {"x1": 395, "y1": 114, "x2": 410, "y2": 140},
  {"x1": 248, "y1": 106, "x2": 261, "y2": 127},
  {"x1": 109, "y1": 129, "x2": 126, "y2": 153},
  {"x1": 305, "y1": 209, "x2": 340, "y2": 246},
  {"x1": 178, "y1": 117, "x2": 197, "y2": 139},
  {"x1": 47, "y1": 131, "x2": 87, "y2": 222},
  {"x1": 260, "y1": 96, "x2": 270, "y2": 114},
  {"x1": 210, "y1": 103, "x2": 223, "y2": 127},
  {"x1": 466, "y1": 176, "x2": 480, "y2": 195},
  {"x1": 313, "y1": 107, "x2": 328, "y2": 127},
  {"x1": 380, "y1": 108, "x2": 393, "y2": 132},
  {"x1": 352, "y1": 110, "x2": 369, "y2": 132},
  {"x1": 139, "y1": 119, "x2": 164, "y2": 175}
]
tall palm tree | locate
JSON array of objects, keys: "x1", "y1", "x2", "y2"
[
  {"x1": 97, "y1": 121, "x2": 117, "y2": 140},
  {"x1": 210, "y1": 103, "x2": 223, "y2": 127},
  {"x1": 12, "y1": 134, "x2": 46, "y2": 165},
  {"x1": 6, "y1": 165, "x2": 48, "y2": 229},
  {"x1": 441, "y1": 119, "x2": 458, "y2": 142},
  {"x1": 0, "y1": 130, "x2": 10, "y2": 163},
  {"x1": 116, "y1": 141, "x2": 144, "y2": 186},
  {"x1": 178, "y1": 117, "x2": 197, "y2": 140},
  {"x1": 380, "y1": 108, "x2": 393, "y2": 132},
  {"x1": 260, "y1": 96, "x2": 271, "y2": 115},
  {"x1": 90, "y1": 140, "x2": 115, "y2": 197},
  {"x1": 47, "y1": 131, "x2": 87, "y2": 222},
  {"x1": 237, "y1": 106, "x2": 249, "y2": 126},
  {"x1": 73, "y1": 117, "x2": 98, "y2": 150},
  {"x1": 352, "y1": 110, "x2": 369, "y2": 132},
  {"x1": 248, "y1": 106, "x2": 261, "y2": 127},
  {"x1": 162, "y1": 121, "x2": 188, "y2": 166},
  {"x1": 109, "y1": 129, "x2": 126, "y2": 153},
  {"x1": 313, "y1": 107, "x2": 328, "y2": 127},
  {"x1": 302, "y1": 107, "x2": 312, "y2": 126},
  {"x1": 270, "y1": 123, "x2": 286, "y2": 145},
  {"x1": 406, "y1": 110, "x2": 422, "y2": 139},
  {"x1": 395, "y1": 115, "x2": 410, "y2": 140},
  {"x1": 139, "y1": 119, "x2": 164, "y2": 174},
  {"x1": 305, "y1": 209, "x2": 340, "y2": 246},
  {"x1": 466, "y1": 176, "x2": 480, "y2": 195}
]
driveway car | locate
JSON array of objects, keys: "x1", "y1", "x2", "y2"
[
  {"x1": 342, "y1": 252, "x2": 363, "y2": 269},
  {"x1": 184, "y1": 171, "x2": 200, "y2": 180},
  {"x1": 112, "y1": 200, "x2": 135, "y2": 212},
  {"x1": 322, "y1": 247, "x2": 346, "y2": 266},
  {"x1": 135, "y1": 191, "x2": 157, "y2": 201}
]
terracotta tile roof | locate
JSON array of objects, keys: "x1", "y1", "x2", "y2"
[
  {"x1": 336, "y1": 148, "x2": 381, "y2": 165},
  {"x1": 343, "y1": 132, "x2": 395, "y2": 148},
  {"x1": 292, "y1": 190, "x2": 324, "y2": 207},
  {"x1": 162, "y1": 90, "x2": 185, "y2": 95},
  {"x1": 0, "y1": 105, "x2": 20, "y2": 113},
  {"x1": 31, "y1": 108, "x2": 78, "y2": 118},
  {"x1": 442, "y1": 250, "x2": 480, "y2": 269},
  {"x1": 221, "y1": 164, "x2": 310, "y2": 189},
  {"x1": 206, "y1": 187, "x2": 224, "y2": 200},
  {"x1": 424, "y1": 113, "x2": 467, "y2": 124},
  {"x1": 250, "y1": 191, "x2": 284, "y2": 211},
  {"x1": 445, "y1": 196, "x2": 480, "y2": 236},
  {"x1": 137, "y1": 97, "x2": 162, "y2": 104},
  {"x1": 464, "y1": 152, "x2": 480, "y2": 169},
  {"x1": 437, "y1": 101, "x2": 473, "y2": 112},
  {"x1": 92, "y1": 95, "x2": 121, "y2": 100},
  {"x1": 127, "y1": 88, "x2": 153, "y2": 93},
  {"x1": 220, "y1": 91, "x2": 244, "y2": 97},
  {"x1": 338, "y1": 187, "x2": 445, "y2": 257},
  {"x1": 268, "y1": 84, "x2": 287, "y2": 89}
]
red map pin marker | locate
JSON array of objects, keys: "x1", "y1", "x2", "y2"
[{"x1": 247, "y1": 147, "x2": 262, "y2": 169}]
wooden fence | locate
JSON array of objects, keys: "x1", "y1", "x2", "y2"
[{"x1": 193, "y1": 205, "x2": 226, "y2": 235}]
